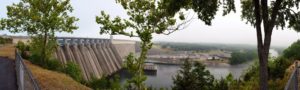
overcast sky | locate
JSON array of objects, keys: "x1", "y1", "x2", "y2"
[{"x1": 0, "y1": 0, "x2": 299, "y2": 47}]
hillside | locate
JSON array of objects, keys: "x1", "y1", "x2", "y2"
[{"x1": 0, "y1": 44, "x2": 91, "y2": 90}]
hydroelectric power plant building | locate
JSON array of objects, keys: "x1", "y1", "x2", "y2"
[
  {"x1": 54, "y1": 37, "x2": 136, "y2": 81},
  {"x1": 6, "y1": 36, "x2": 136, "y2": 81}
]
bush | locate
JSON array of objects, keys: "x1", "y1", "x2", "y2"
[
  {"x1": 87, "y1": 75, "x2": 121, "y2": 90},
  {"x1": 0, "y1": 37, "x2": 12, "y2": 44},
  {"x1": 268, "y1": 57, "x2": 292, "y2": 80},
  {"x1": 63, "y1": 62, "x2": 83, "y2": 82},
  {"x1": 229, "y1": 50, "x2": 257, "y2": 65},
  {"x1": 283, "y1": 40, "x2": 300, "y2": 60},
  {"x1": 16, "y1": 41, "x2": 30, "y2": 59},
  {"x1": 172, "y1": 60, "x2": 215, "y2": 90},
  {"x1": 29, "y1": 54, "x2": 62, "y2": 71},
  {"x1": 45, "y1": 58, "x2": 63, "y2": 71}
]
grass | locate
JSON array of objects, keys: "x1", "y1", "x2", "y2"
[
  {"x1": 0, "y1": 44, "x2": 91, "y2": 90},
  {"x1": 0, "y1": 44, "x2": 16, "y2": 59}
]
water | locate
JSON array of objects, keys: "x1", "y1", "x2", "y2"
[{"x1": 119, "y1": 61, "x2": 254, "y2": 89}]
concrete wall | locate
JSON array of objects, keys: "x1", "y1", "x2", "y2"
[
  {"x1": 112, "y1": 40, "x2": 136, "y2": 59},
  {"x1": 54, "y1": 38, "x2": 136, "y2": 81}
]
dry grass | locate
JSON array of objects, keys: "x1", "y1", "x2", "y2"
[
  {"x1": 0, "y1": 44, "x2": 91, "y2": 90},
  {"x1": 0, "y1": 44, "x2": 16, "y2": 59},
  {"x1": 25, "y1": 61, "x2": 91, "y2": 90}
]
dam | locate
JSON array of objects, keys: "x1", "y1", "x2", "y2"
[{"x1": 53, "y1": 37, "x2": 135, "y2": 81}]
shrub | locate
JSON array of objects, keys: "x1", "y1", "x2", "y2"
[
  {"x1": 283, "y1": 40, "x2": 300, "y2": 60},
  {"x1": 87, "y1": 75, "x2": 121, "y2": 90},
  {"x1": 172, "y1": 60, "x2": 215, "y2": 90},
  {"x1": 16, "y1": 41, "x2": 30, "y2": 59},
  {"x1": 268, "y1": 57, "x2": 292, "y2": 80},
  {"x1": 45, "y1": 58, "x2": 63, "y2": 71},
  {"x1": 0, "y1": 37, "x2": 12, "y2": 44},
  {"x1": 63, "y1": 62, "x2": 83, "y2": 82},
  {"x1": 29, "y1": 54, "x2": 62, "y2": 71}
]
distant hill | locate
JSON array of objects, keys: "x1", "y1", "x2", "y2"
[{"x1": 155, "y1": 41, "x2": 257, "y2": 51}]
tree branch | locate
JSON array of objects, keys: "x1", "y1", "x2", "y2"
[
  {"x1": 261, "y1": 0, "x2": 269, "y2": 33},
  {"x1": 162, "y1": 15, "x2": 195, "y2": 35},
  {"x1": 269, "y1": 0, "x2": 283, "y2": 31}
]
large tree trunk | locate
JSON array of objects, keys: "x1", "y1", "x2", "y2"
[
  {"x1": 253, "y1": 0, "x2": 282, "y2": 89},
  {"x1": 253, "y1": 0, "x2": 269, "y2": 89},
  {"x1": 258, "y1": 44, "x2": 269, "y2": 90}
]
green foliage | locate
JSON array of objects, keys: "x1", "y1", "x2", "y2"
[
  {"x1": 229, "y1": 50, "x2": 257, "y2": 65},
  {"x1": 239, "y1": 40, "x2": 300, "y2": 89},
  {"x1": 283, "y1": 40, "x2": 300, "y2": 60},
  {"x1": 241, "y1": 0, "x2": 300, "y2": 88},
  {"x1": 96, "y1": 0, "x2": 188, "y2": 89},
  {"x1": 16, "y1": 41, "x2": 26, "y2": 51},
  {"x1": 242, "y1": 61, "x2": 260, "y2": 81},
  {"x1": 30, "y1": 54, "x2": 85, "y2": 84},
  {"x1": 1, "y1": 0, "x2": 79, "y2": 34},
  {"x1": 45, "y1": 58, "x2": 63, "y2": 71},
  {"x1": 172, "y1": 60, "x2": 214, "y2": 90},
  {"x1": 0, "y1": 37, "x2": 11, "y2": 44},
  {"x1": 63, "y1": 61, "x2": 83, "y2": 82},
  {"x1": 87, "y1": 75, "x2": 121, "y2": 90},
  {"x1": 16, "y1": 41, "x2": 30, "y2": 59},
  {"x1": 239, "y1": 57, "x2": 291, "y2": 89},
  {"x1": 241, "y1": 0, "x2": 300, "y2": 31},
  {"x1": 30, "y1": 54, "x2": 63, "y2": 71},
  {"x1": 29, "y1": 37, "x2": 57, "y2": 63},
  {"x1": 161, "y1": 0, "x2": 235, "y2": 25},
  {"x1": 214, "y1": 78, "x2": 228, "y2": 90},
  {"x1": 268, "y1": 56, "x2": 292, "y2": 79},
  {"x1": 0, "y1": 0, "x2": 78, "y2": 63},
  {"x1": 124, "y1": 53, "x2": 147, "y2": 89},
  {"x1": 214, "y1": 73, "x2": 239, "y2": 90}
]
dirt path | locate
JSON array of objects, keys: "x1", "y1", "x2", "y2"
[{"x1": 0, "y1": 57, "x2": 17, "y2": 90}]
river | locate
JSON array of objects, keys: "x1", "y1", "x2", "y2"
[
  {"x1": 118, "y1": 49, "x2": 279, "y2": 89},
  {"x1": 118, "y1": 61, "x2": 254, "y2": 89}
]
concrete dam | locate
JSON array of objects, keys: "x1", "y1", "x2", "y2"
[{"x1": 53, "y1": 37, "x2": 135, "y2": 81}]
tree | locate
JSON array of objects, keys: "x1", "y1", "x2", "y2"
[
  {"x1": 241, "y1": 0, "x2": 300, "y2": 89},
  {"x1": 0, "y1": 0, "x2": 78, "y2": 62},
  {"x1": 172, "y1": 60, "x2": 215, "y2": 90},
  {"x1": 164, "y1": 0, "x2": 299, "y2": 89},
  {"x1": 96, "y1": 0, "x2": 189, "y2": 89},
  {"x1": 229, "y1": 50, "x2": 257, "y2": 65},
  {"x1": 283, "y1": 40, "x2": 300, "y2": 60},
  {"x1": 97, "y1": 0, "x2": 236, "y2": 89}
]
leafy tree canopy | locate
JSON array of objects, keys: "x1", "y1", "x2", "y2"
[
  {"x1": 283, "y1": 40, "x2": 300, "y2": 60},
  {"x1": 96, "y1": 0, "x2": 191, "y2": 89},
  {"x1": 161, "y1": 0, "x2": 236, "y2": 25},
  {"x1": 241, "y1": 0, "x2": 300, "y2": 31},
  {"x1": 0, "y1": 0, "x2": 78, "y2": 62},
  {"x1": 0, "y1": 0, "x2": 78, "y2": 34}
]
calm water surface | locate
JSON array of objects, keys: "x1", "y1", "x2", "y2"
[
  {"x1": 118, "y1": 49, "x2": 278, "y2": 88},
  {"x1": 119, "y1": 61, "x2": 254, "y2": 89}
]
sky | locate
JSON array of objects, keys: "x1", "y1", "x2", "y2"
[{"x1": 0, "y1": 0, "x2": 299, "y2": 47}]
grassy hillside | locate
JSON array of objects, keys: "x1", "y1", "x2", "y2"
[{"x1": 0, "y1": 44, "x2": 91, "y2": 90}]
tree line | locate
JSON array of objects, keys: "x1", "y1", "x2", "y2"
[{"x1": 229, "y1": 50, "x2": 257, "y2": 65}]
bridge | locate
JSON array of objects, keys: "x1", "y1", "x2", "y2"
[{"x1": 54, "y1": 37, "x2": 135, "y2": 81}]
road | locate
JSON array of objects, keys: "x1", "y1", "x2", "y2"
[{"x1": 0, "y1": 57, "x2": 17, "y2": 90}]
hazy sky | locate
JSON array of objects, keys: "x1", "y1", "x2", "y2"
[{"x1": 0, "y1": 0, "x2": 299, "y2": 47}]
